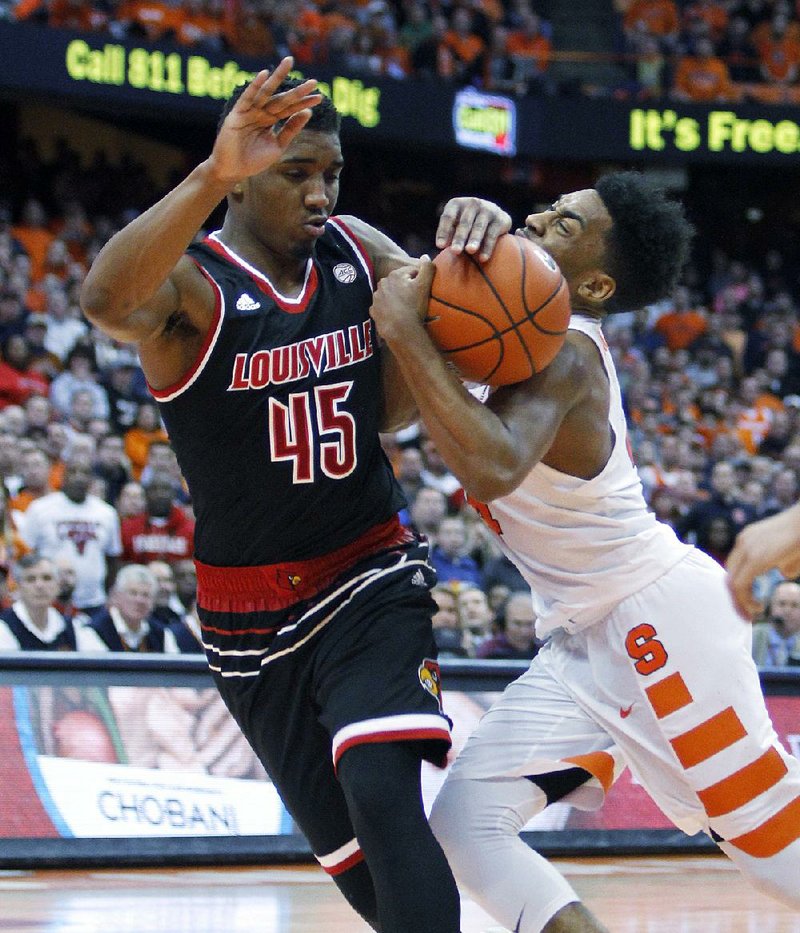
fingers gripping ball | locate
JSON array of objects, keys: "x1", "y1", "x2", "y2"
[{"x1": 426, "y1": 234, "x2": 570, "y2": 386}]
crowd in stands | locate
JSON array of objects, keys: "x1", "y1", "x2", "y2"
[
  {"x1": 617, "y1": 0, "x2": 800, "y2": 103},
  {"x1": 8, "y1": 0, "x2": 800, "y2": 103},
  {"x1": 2, "y1": 14, "x2": 800, "y2": 666}
]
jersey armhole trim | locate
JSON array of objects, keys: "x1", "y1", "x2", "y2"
[
  {"x1": 328, "y1": 216, "x2": 375, "y2": 290},
  {"x1": 148, "y1": 260, "x2": 225, "y2": 402}
]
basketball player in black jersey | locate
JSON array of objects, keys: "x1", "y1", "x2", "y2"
[{"x1": 81, "y1": 56, "x2": 511, "y2": 932}]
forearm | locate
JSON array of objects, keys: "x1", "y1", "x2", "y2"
[
  {"x1": 81, "y1": 160, "x2": 230, "y2": 333},
  {"x1": 379, "y1": 344, "x2": 419, "y2": 433},
  {"x1": 386, "y1": 326, "x2": 519, "y2": 501}
]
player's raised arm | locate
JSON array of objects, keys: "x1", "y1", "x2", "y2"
[{"x1": 81, "y1": 57, "x2": 322, "y2": 345}]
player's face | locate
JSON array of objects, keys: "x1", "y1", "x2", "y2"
[
  {"x1": 517, "y1": 188, "x2": 612, "y2": 289},
  {"x1": 243, "y1": 130, "x2": 343, "y2": 261}
]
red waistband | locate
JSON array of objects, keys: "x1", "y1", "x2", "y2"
[{"x1": 195, "y1": 516, "x2": 414, "y2": 613}]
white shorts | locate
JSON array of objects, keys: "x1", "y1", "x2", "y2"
[{"x1": 447, "y1": 549, "x2": 800, "y2": 849}]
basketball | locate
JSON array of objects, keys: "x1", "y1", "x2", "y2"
[{"x1": 426, "y1": 234, "x2": 571, "y2": 386}]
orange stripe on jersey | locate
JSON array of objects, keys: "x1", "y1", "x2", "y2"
[
  {"x1": 698, "y1": 747, "x2": 788, "y2": 818},
  {"x1": 670, "y1": 707, "x2": 746, "y2": 769},
  {"x1": 646, "y1": 671, "x2": 693, "y2": 719},
  {"x1": 564, "y1": 751, "x2": 615, "y2": 795},
  {"x1": 728, "y1": 795, "x2": 800, "y2": 857}
]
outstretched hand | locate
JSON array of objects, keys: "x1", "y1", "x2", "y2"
[
  {"x1": 435, "y1": 197, "x2": 512, "y2": 262},
  {"x1": 726, "y1": 503, "x2": 800, "y2": 618},
  {"x1": 208, "y1": 57, "x2": 323, "y2": 186}
]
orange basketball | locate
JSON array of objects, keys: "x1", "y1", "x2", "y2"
[{"x1": 427, "y1": 234, "x2": 571, "y2": 386}]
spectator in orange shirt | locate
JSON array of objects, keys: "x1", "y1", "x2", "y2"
[
  {"x1": 442, "y1": 7, "x2": 487, "y2": 84},
  {"x1": 673, "y1": 37, "x2": 737, "y2": 101},
  {"x1": 735, "y1": 374, "x2": 786, "y2": 455},
  {"x1": 175, "y1": 0, "x2": 223, "y2": 49},
  {"x1": 227, "y1": 0, "x2": 276, "y2": 59},
  {"x1": 8, "y1": 447, "x2": 51, "y2": 516},
  {"x1": 682, "y1": 0, "x2": 729, "y2": 43},
  {"x1": 47, "y1": 0, "x2": 95, "y2": 30},
  {"x1": 124, "y1": 401, "x2": 169, "y2": 481},
  {"x1": 624, "y1": 0, "x2": 680, "y2": 47},
  {"x1": 118, "y1": 0, "x2": 183, "y2": 42},
  {"x1": 11, "y1": 199, "x2": 54, "y2": 284},
  {"x1": 756, "y1": 13, "x2": 800, "y2": 84},
  {"x1": 751, "y1": 3, "x2": 800, "y2": 48},
  {"x1": 653, "y1": 286, "x2": 709, "y2": 351},
  {"x1": 506, "y1": 10, "x2": 553, "y2": 94}
]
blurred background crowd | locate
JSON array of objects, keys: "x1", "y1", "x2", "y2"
[
  {"x1": 1, "y1": 0, "x2": 800, "y2": 669},
  {"x1": 6, "y1": 0, "x2": 800, "y2": 103}
]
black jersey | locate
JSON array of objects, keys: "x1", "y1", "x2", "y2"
[{"x1": 152, "y1": 219, "x2": 406, "y2": 567}]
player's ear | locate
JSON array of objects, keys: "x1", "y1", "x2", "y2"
[
  {"x1": 576, "y1": 271, "x2": 615, "y2": 304},
  {"x1": 231, "y1": 182, "x2": 244, "y2": 199}
]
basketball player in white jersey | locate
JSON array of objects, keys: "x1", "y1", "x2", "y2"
[{"x1": 372, "y1": 172, "x2": 800, "y2": 931}]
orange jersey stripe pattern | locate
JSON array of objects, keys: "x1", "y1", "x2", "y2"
[
  {"x1": 645, "y1": 669, "x2": 800, "y2": 856},
  {"x1": 697, "y1": 748, "x2": 788, "y2": 818},
  {"x1": 670, "y1": 707, "x2": 747, "y2": 769},
  {"x1": 645, "y1": 671, "x2": 693, "y2": 718}
]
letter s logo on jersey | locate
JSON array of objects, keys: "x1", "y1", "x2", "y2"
[{"x1": 333, "y1": 263, "x2": 357, "y2": 284}]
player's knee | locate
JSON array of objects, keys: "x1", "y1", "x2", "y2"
[
  {"x1": 337, "y1": 745, "x2": 401, "y2": 823},
  {"x1": 431, "y1": 776, "x2": 531, "y2": 863}
]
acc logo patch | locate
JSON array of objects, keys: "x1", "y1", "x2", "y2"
[
  {"x1": 418, "y1": 659, "x2": 444, "y2": 712},
  {"x1": 333, "y1": 262, "x2": 357, "y2": 284}
]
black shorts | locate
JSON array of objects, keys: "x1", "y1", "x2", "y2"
[{"x1": 199, "y1": 539, "x2": 451, "y2": 874}]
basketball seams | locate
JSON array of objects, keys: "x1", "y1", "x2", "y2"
[{"x1": 427, "y1": 234, "x2": 570, "y2": 385}]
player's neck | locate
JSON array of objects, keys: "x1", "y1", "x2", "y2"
[{"x1": 217, "y1": 227, "x2": 311, "y2": 297}]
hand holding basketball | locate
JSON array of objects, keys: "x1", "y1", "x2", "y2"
[
  {"x1": 436, "y1": 196, "x2": 513, "y2": 262},
  {"x1": 426, "y1": 234, "x2": 571, "y2": 387},
  {"x1": 371, "y1": 259, "x2": 436, "y2": 345}
]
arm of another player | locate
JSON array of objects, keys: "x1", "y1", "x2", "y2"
[
  {"x1": 81, "y1": 58, "x2": 321, "y2": 347},
  {"x1": 341, "y1": 200, "x2": 512, "y2": 432},
  {"x1": 726, "y1": 503, "x2": 800, "y2": 618},
  {"x1": 370, "y1": 262, "x2": 592, "y2": 502},
  {"x1": 436, "y1": 196, "x2": 512, "y2": 261}
]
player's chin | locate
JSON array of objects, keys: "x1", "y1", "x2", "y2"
[{"x1": 288, "y1": 240, "x2": 316, "y2": 261}]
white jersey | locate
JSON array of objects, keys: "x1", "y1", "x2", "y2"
[
  {"x1": 486, "y1": 314, "x2": 691, "y2": 638},
  {"x1": 20, "y1": 491, "x2": 122, "y2": 610}
]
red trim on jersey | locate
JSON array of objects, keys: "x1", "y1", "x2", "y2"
[
  {"x1": 195, "y1": 516, "x2": 414, "y2": 613},
  {"x1": 328, "y1": 217, "x2": 375, "y2": 288},
  {"x1": 200, "y1": 622, "x2": 281, "y2": 636},
  {"x1": 322, "y1": 848, "x2": 365, "y2": 876},
  {"x1": 148, "y1": 261, "x2": 222, "y2": 400},
  {"x1": 203, "y1": 235, "x2": 319, "y2": 314},
  {"x1": 333, "y1": 727, "x2": 451, "y2": 771}
]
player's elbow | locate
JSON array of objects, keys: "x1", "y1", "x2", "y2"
[
  {"x1": 462, "y1": 459, "x2": 521, "y2": 502},
  {"x1": 80, "y1": 278, "x2": 116, "y2": 325}
]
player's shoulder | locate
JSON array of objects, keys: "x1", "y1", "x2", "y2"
[{"x1": 331, "y1": 215, "x2": 408, "y2": 273}]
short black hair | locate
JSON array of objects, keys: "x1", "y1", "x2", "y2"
[
  {"x1": 595, "y1": 171, "x2": 694, "y2": 313},
  {"x1": 218, "y1": 74, "x2": 341, "y2": 135}
]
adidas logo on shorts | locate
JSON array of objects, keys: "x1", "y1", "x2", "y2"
[
  {"x1": 411, "y1": 569, "x2": 426, "y2": 587},
  {"x1": 236, "y1": 293, "x2": 261, "y2": 311}
]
